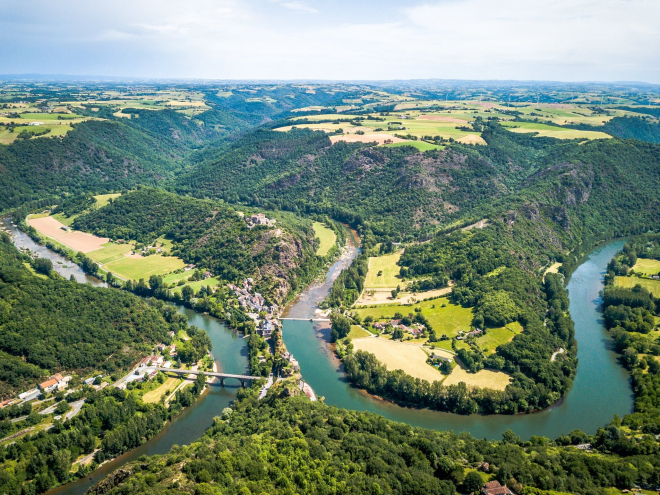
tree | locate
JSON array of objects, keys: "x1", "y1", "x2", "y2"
[
  {"x1": 54, "y1": 401, "x2": 71, "y2": 415},
  {"x1": 464, "y1": 471, "x2": 483, "y2": 494},
  {"x1": 181, "y1": 285, "x2": 194, "y2": 303},
  {"x1": 32, "y1": 257, "x2": 53, "y2": 275},
  {"x1": 330, "y1": 313, "x2": 351, "y2": 341}
]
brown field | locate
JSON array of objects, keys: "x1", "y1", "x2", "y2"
[
  {"x1": 28, "y1": 216, "x2": 70, "y2": 237},
  {"x1": 352, "y1": 337, "x2": 444, "y2": 382},
  {"x1": 142, "y1": 377, "x2": 180, "y2": 404},
  {"x1": 544, "y1": 262, "x2": 562, "y2": 278},
  {"x1": 56, "y1": 232, "x2": 109, "y2": 253},
  {"x1": 443, "y1": 359, "x2": 511, "y2": 391},
  {"x1": 29, "y1": 216, "x2": 109, "y2": 252},
  {"x1": 329, "y1": 133, "x2": 406, "y2": 145}
]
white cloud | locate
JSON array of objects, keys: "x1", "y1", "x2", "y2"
[{"x1": 280, "y1": 1, "x2": 318, "y2": 13}]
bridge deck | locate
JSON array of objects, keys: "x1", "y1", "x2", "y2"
[{"x1": 159, "y1": 368, "x2": 259, "y2": 380}]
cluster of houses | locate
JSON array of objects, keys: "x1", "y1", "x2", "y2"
[
  {"x1": 138, "y1": 354, "x2": 173, "y2": 369},
  {"x1": 373, "y1": 319, "x2": 426, "y2": 338},
  {"x1": 228, "y1": 279, "x2": 280, "y2": 339},
  {"x1": 456, "y1": 328, "x2": 483, "y2": 340},
  {"x1": 481, "y1": 481, "x2": 513, "y2": 495},
  {"x1": 282, "y1": 351, "x2": 300, "y2": 373},
  {"x1": 247, "y1": 213, "x2": 275, "y2": 227},
  {"x1": 38, "y1": 373, "x2": 71, "y2": 394}
]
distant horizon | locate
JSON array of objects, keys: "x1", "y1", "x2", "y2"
[{"x1": 1, "y1": 74, "x2": 660, "y2": 88}]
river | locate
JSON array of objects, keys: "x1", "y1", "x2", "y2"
[{"x1": 3, "y1": 220, "x2": 634, "y2": 493}]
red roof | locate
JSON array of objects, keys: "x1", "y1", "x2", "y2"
[{"x1": 39, "y1": 379, "x2": 58, "y2": 390}]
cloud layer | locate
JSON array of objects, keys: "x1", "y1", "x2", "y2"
[{"x1": 0, "y1": 0, "x2": 657, "y2": 82}]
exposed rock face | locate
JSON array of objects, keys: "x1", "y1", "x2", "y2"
[{"x1": 87, "y1": 468, "x2": 134, "y2": 494}]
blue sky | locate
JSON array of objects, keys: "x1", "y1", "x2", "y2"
[{"x1": 1, "y1": 0, "x2": 658, "y2": 82}]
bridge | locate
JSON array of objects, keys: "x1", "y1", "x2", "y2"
[
  {"x1": 278, "y1": 317, "x2": 330, "y2": 322},
  {"x1": 159, "y1": 368, "x2": 261, "y2": 387}
]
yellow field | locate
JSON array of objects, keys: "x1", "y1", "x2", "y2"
[
  {"x1": 312, "y1": 222, "x2": 336, "y2": 256},
  {"x1": 93, "y1": 193, "x2": 121, "y2": 208},
  {"x1": 364, "y1": 252, "x2": 403, "y2": 288},
  {"x1": 632, "y1": 259, "x2": 660, "y2": 277},
  {"x1": 443, "y1": 359, "x2": 511, "y2": 390},
  {"x1": 142, "y1": 377, "x2": 181, "y2": 404},
  {"x1": 352, "y1": 338, "x2": 444, "y2": 382},
  {"x1": 615, "y1": 276, "x2": 660, "y2": 297}
]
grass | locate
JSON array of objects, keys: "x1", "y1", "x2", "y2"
[
  {"x1": 356, "y1": 297, "x2": 473, "y2": 338},
  {"x1": 86, "y1": 242, "x2": 134, "y2": 265},
  {"x1": 347, "y1": 325, "x2": 371, "y2": 339},
  {"x1": 500, "y1": 121, "x2": 611, "y2": 140},
  {"x1": 51, "y1": 212, "x2": 78, "y2": 226},
  {"x1": 93, "y1": 193, "x2": 121, "y2": 208},
  {"x1": 381, "y1": 141, "x2": 443, "y2": 151},
  {"x1": 443, "y1": 358, "x2": 511, "y2": 390},
  {"x1": 312, "y1": 222, "x2": 336, "y2": 256},
  {"x1": 543, "y1": 262, "x2": 562, "y2": 278},
  {"x1": 104, "y1": 255, "x2": 186, "y2": 280},
  {"x1": 632, "y1": 258, "x2": 660, "y2": 277},
  {"x1": 142, "y1": 377, "x2": 181, "y2": 404},
  {"x1": 351, "y1": 337, "x2": 444, "y2": 382},
  {"x1": 162, "y1": 271, "x2": 191, "y2": 285},
  {"x1": 171, "y1": 277, "x2": 220, "y2": 296},
  {"x1": 474, "y1": 322, "x2": 523, "y2": 354},
  {"x1": 364, "y1": 252, "x2": 403, "y2": 288},
  {"x1": 615, "y1": 276, "x2": 660, "y2": 297}
]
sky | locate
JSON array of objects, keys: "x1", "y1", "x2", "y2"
[{"x1": 1, "y1": 0, "x2": 659, "y2": 83}]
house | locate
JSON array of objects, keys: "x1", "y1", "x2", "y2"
[
  {"x1": 156, "y1": 343, "x2": 167, "y2": 351},
  {"x1": 138, "y1": 357, "x2": 151, "y2": 367},
  {"x1": 261, "y1": 319, "x2": 274, "y2": 339},
  {"x1": 480, "y1": 462, "x2": 490, "y2": 472},
  {"x1": 184, "y1": 264, "x2": 196, "y2": 271},
  {"x1": 203, "y1": 271, "x2": 212, "y2": 279},
  {"x1": 147, "y1": 370, "x2": 158, "y2": 380},
  {"x1": 39, "y1": 378, "x2": 59, "y2": 393},
  {"x1": 482, "y1": 481, "x2": 513, "y2": 495},
  {"x1": 168, "y1": 331, "x2": 176, "y2": 338},
  {"x1": 575, "y1": 443, "x2": 592, "y2": 450},
  {"x1": 249, "y1": 213, "x2": 272, "y2": 226},
  {"x1": 163, "y1": 361, "x2": 172, "y2": 369},
  {"x1": 29, "y1": 122, "x2": 44, "y2": 126}
]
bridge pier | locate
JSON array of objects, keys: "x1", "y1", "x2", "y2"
[
  {"x1": 219, "y1": 378, "x2": 225, "y2": 387},
  {"x1": 241, "y1": 379, "x2": 246, "y2": 388}
]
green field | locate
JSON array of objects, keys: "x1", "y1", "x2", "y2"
[
  {"x1": 500, "y1": 121, "x2": 611, "y2": 140},
  {"x1": 364, "y1": 252, "x2": 403, "y2": 288},
  {"x1": 347, "y1": 325, "x2": 371, "y2": 339},
  {"x1": 51, "y1": 212, "x2": 77, "y2": 226},
  {"x1": 312, "y1": 222, "x2": 336, "y2": 256},
  {"x1": 632, "y1": 258, "x2": 660, "y2": 277},
  {"x1": 474, "y1": 322, "x2": 523, "y2": 353},
  {"x1": 171, "y1": 277, "x2": 220, "y2": 296},
  {"x1": 86, "y1": 242, "x2": 134, "y2": 265},
  {"x1": 104, "y1": 254, "x2": 186, "y2": 280},
  {"x1": 382, "y1": 141, "x2": 443, "y2": 151},
  {"x1": 356, "y1": 296, "x2": 473, "y2": 338},
  {"x1": 162, "y1": 271, "x2": 191, "y2": 285},
  {"x1": 93, "y1": 193, "x2": 121, "y2": 208},
  {"x1": 615, "y1": 276, "x2": 660, "y2": 297}
]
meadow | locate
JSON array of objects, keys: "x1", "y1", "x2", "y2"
[
  {"x1": 104, "y1": 255, "x2": 186, "y2": 280},
  {"x1": 631, "y1": 258, "x2": 660, "y2": 277},
  {"x1": 355, "y1": 296, "x2": 474, "y2": 338},
  {"x1": 500, "y1": 121, "x2": 611, "y2": 140},
  {"x1": 473, "y1": 322, "x2": 523, "y2": 354},
  {"x1": 312, "y1": 222, "x2": 336, "y2": 256},
  {"x1": 351, "y1": 337, "x2": 443, "y2": 382},
  {"x1": 443, "y1": 360, "x2": 511, "y2": 391},
  {"x1": 364, "y1": 251, "x2": 403, "y2": 288},
  {"x1": 170, "y1": 277, "x2": 220, "y2": 296},
  {"x1": 615, "y1": 276, "x2": 660, "y2": 297}
]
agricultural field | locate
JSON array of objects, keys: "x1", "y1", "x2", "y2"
[
  {"x1": 28, "y1": 213, "x2": 187, "y2": 281},
  {"x1": 382, "y1": 141, "x2": 443, "y2": 151},
  {"x1": 356, "y1": 287, "x2": 452, "y2": 306},
  {"x1": 355, "y1": 296, "x2": 474, "y2": 338},
  {"x1": 142, "y1": 377, "x2": 181, "y2": 404},
  {"x1": 631, "y1": 258, "x2": 660, "y2": 277},
  {"x1": 615, "y1": 276, "x2": 660, "y2": 297},
  {"x1": 351, "y1": 337, "x2": 444, "y2": 382},
  {"x1": 312, "y1": 222, "x2": 336, "y2": 256},
  {"x1": 443, "y1": 360, "x2": 511, "y2": 391},
  {"x1": 104, "y1": 255, "x2": 186, "y2": 280},
  {"x1": 347, "y1": 325, "x2": 371, "y2": 339},
  {"x1": 93, "y1": 193, "x2": 122, "y2": 208},
  {"x1": 170, "y1": 277, "x2": 220, "y2": 296},
  {"x1": 364, "y1": 251, "x2": 403, "y2": 288},
  {"x1": 473, "y1": 322, "x2": 524, "y2": 354},
  {"x1": 500, "y1": 121, "x2": 610, "y2": 140}
]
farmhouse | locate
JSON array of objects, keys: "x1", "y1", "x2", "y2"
[
  {"x1": 248, "y1": 213, "x2": 275, "y2": 227},
  {"x1": 38, "y1": 373, "x2": 69, "y2": 393},
  {"x1": 482, "y1": 480, "x2": 513, "y2": 495}
]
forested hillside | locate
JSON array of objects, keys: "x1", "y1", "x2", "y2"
[
  {"x1": 0, "y1": 233, "x2": 178, "y2": 399},
  {"x1": 72, "y1": 188, "x2": 325, "y2": 303},
  {"x1": 88, "y1": 393, "x2": 659, "y2": 495}
]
